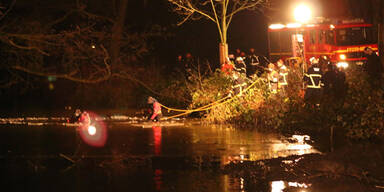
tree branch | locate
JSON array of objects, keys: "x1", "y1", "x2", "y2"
[
  {"x1": 0, "y1": 0, "x2": 16, "y2": 21},
  {"x1": 7, "y1": 39, "x2": 50, "y2": 56},
  {"x1": 11, "y1": 44, "x2": 111, "y2": 84}
]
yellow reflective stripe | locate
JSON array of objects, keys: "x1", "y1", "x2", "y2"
[
  {"x1": 232, "y1": 83, "x2": 247, "y2": 88},
  {"x1": 279, "y1": 72, "x2": 288, "y2": 85},
  {"x1": 305, "y1": 73, "x2": 322, "y2": 88}
]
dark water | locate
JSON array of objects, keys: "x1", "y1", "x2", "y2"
[{"x1": 0, "y1": 115, "x2": 319, "y2": 192}]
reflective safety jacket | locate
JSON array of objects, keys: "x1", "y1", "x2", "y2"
[
  {"x1": 231, "y1": 77, "x2": 247, "y2": 96},
  {"x1": 234, "y1": 59, "x2": 247, "y2": 75},
  {"x1": 268, "y1": 70, "x2": 279, "y2": 93},
  {"x1": 304, "y1": 66, "x2": 323, "y2": 89},
  {"x1": 278, "y1": 65, "x2": 288, "y2": 87}
]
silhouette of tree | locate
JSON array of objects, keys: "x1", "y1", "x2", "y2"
[{"x1": 167, "y1": 0, "x2": 270, "y2": 65}]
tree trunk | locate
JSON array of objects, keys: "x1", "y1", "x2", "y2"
[
  {"x1": 110, "y1": 0, "x2": 128, "y2": 67},
  {"x1": 379, "y1": 23, "x2": 384, "y2": 68},
  {"x1": 377, "y1": 0, "x2": 384, "y2": 68},
  {"x1": 219, "y1": 1, "x2": 228, "y2": 65},
  {"x1": 219, "y1": 43, "x2": 228, "y2": 65}
]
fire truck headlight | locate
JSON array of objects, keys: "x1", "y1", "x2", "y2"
[
  {"x1": 339, "y1": 54, "x2": 347, "y2": 60},
  {"x1": 337, "y1": 62, "x2": 348, "y2": 69}
]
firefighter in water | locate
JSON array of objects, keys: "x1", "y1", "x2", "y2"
[
  {"x1": 147, "y1": 96, "x2": 162, "y2": 122},
  {"x1": 267, "y1": 63, "x2": 279, "y2": 94},
  {"x1": 277, "y1": 59, "x2": 288, "y2": 92},
  {"x1": 303, "y1": 57, "x2": 323, "y2": 108},
  {"x1": 70, "y1": 109, "x2": 90, "y2": 126}
]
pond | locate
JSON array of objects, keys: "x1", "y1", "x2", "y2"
[{"x1": 0, "y1": 113, "x2": 320, "y2": 192}]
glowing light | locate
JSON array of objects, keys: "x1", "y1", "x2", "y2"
[
  {"x1": 78, "y1": 111, "x2": 108, "y2": 147},
  {"x1": 286, "y1": 23, "x2": 302, "y2": 28},
  {"x1": 337, "y1": 62, "x2": 349, "y2": 69},
  {"x1": 339, "y1": 54, "x2": 346, "y2": 60},
  {"x1": 88, "y1": 125, "x2": 96, "y2": 135},
  {"x1": 269, "y1": 24, "x2": 285, "y2": 29},
  {"x1": 295, "y1": 34, "x2": 304, "y2": 42},
  {"x1": 91, "y1": 45, "x2": 96, "y2": 49},
  {"x1": 294, "y1": 4, "x2": 312, "y2": 23},
  {"x1": 330, "y1": 24, "x2": 335, "y2": 29},
  {"x1": 271, "y1": 181, "x2": 285, "y2": 192}
]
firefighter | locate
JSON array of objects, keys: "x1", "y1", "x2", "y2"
[
  {"x1": 70, "y1": 109, "x2": 82, "y2": 123},
  {"x1": 246, "y1": 48, "x2": 261, "y2": 78},
  {"x1": 303, "y1": 57, "x2": 323, "y2": 107},
  {"x1": 70, "y1": 109, "x2": 90, "y2": 125},
  {"x1": 334, "y1": 65, "x2": 347, "y2": 106},
  {"x1": 147, "y1": 96, "x2": 162, "y2": 122},
  {"x1": 322, "y1": 64, "x2": 337, "y2": 97},
  {"x1": 267, "y1": 63, "x2": 279, "y2": 94},
  {"x1": 234, "y1": 56, "x2": 247, "y2": 75},
  {"x1": 79, "y1": 110, "x2": 91, "y2": 126},
  {"x1": 184, "y1": 52, "x2": 194, "y2": 81},
  {"x1": 230, "y1": 72, "x2": 247, "y2": 97},
  {"x1": 363, "y1": 47, "x2": 383, "y2": 88},
  {"x1": 277, "y1": 59, "x2": 288, "y2": 91}
]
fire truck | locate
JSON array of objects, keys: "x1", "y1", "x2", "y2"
[{"x1": 268, "y1": 18, "x2": 379, "y2": 69}]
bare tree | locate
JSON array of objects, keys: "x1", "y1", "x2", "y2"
[
  {"x1": 167, "y1": 0, "x2": 270, "y2": 64},
  {"x1": 0, "y1": 0, "x2": 163, "y2": 87}
]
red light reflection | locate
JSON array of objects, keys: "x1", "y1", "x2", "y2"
[
  {"x1": 154, "y1": 169, "x2": 163, "y2": 191},
  {"x1": 78, "y1": 111, "x2": 107, "y2": 147},
  {"x1": 152, "y1": 126, "x2": 162, "y2": 155}
]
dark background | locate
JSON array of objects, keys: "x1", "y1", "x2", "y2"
[{"x1": 0, "y1": 0, "x2": 381, "y2": 112}]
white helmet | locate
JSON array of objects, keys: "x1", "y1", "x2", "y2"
[{"x1": 309, "y1": 57, "x2": 319, "y2": 64}]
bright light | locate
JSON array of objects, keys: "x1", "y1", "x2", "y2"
[
  {"x1": 337, "y1": 62, "x2": 349, "y2": 69},
  {"x1": 339, "y1": 54, "x2": 346, "y2": 60},
  {"x1": 330, "y1": 24, "x2": 335, "y2": 29},
  {"x1": 286, "y1": 23, "x2": 302, "y2": 28},
  {"x1": 296, "y1": 34, "x2": 304, "y2": 42},
  {"x1": 269, "y1": 24, "x2": 285, "y2": 29},
  {"x1": 88, "y1": 125, "x2": 96, "y2": 135},
  {"x1": 294, "y1": 4, "x2": 312, "y2": 23},
  {"x1": 91, "y1": 45, "x2": 96, "y2": 49},
  {"x1": 271, "y1": 181, "x2": 285, "y2": 192}
]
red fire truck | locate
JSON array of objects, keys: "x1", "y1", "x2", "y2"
[{"x1": 268, "y1": 18, "x2": 379, "y2": 68}]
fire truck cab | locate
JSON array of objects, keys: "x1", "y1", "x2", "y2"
[{"x1": 268, "y1": 18, "x2": 378, "y2": 69}]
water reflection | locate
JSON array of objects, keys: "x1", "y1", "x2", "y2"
[
  {"x1": 0, "y1": 115, "x2": 320, "y2": 192},
  {"x1": 187, "y1": 124, "x2": 319, "y2": 166}
]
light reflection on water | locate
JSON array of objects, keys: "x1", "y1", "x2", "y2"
[{"x1": 0, "y1": 115, "x2": 320, "y2": 192}]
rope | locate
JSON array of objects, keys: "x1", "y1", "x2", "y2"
[{"x1": 162, "y1": 77, "x2": 264, "y2": 120}]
